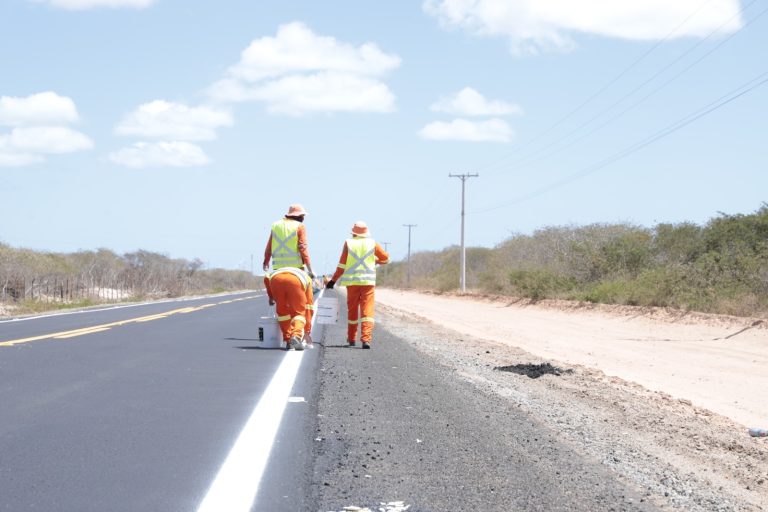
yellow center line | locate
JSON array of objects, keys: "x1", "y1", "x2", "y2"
[
  {"x1": 0, "y1": 295, "x2": 259, "y2": 347},
  {"x1": 54, "y1": 327, "x2": 112, "y2": 339}
]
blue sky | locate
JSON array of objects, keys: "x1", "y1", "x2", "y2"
[{"x1": 1, "y1": 0, "x2": 765, "y2": 273}]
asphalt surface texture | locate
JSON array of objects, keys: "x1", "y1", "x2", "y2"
[
  {"x1": 0, "y1": 291, "x2": 323, "y2": 512},
  {"x1": 2, "y1": 290, "x2": 661, "y2": 512},
  {"x1": 311, "y1": 289, "x2": 658, "y2": 512}
]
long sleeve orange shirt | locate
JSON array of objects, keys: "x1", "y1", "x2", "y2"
[
  {"x1": 331, "y1": 239, "x2": 389, "y2": 283},
  {"x1": 263, "y1": 223, "x2": 312, "y2": 269}
]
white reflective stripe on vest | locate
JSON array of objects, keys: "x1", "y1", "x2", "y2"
[
  {"x1": 340, "y1": 238, "x2": 376, "y2": 286},
  {"x1": 271, "y1": 219, "x2": 302, "y2": 269},
  {"x1": 268, "y1": 267, "x2": 310, "y2": 289}
]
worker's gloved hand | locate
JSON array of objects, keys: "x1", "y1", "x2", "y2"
[
  {"x1": 263, "y1": 264, "x2": 269, "y2": 272},
  {"x1": 268, "y1": 298, "x2": 275, "y2": 306},
  {"x1": 307, "y1": 270, "x2": 316, "y2": 279},
  {"x1": 325, "y1": 280, "x2": 335, "y2": 289}
]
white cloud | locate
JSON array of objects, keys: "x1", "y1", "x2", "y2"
[
  {"x1": 212, "y1": 72, "x2": 396, "y2": 116},
  {"x1": 424, "y1": 0, "x2": 743, "y2": 54},
  {"x1": 31, "y1": 0, "x2": 155, "y2": 9},
  {"x1": 209, "y1": 21, "x2": 401, "y2": 115},
  {"x1": 108, "y1": 141, "x2": 210, "y2": 168},
  {"x1": 116, "y1": 101, "x2": 233, "y2": 141},
  {"x1": 418, "y1": 118, "x2": 514, "y2": 142},
  {"x1": 0, "y1": 92, "x2": 79, "y2": 127},
  {"x1": 431, "y1": 87, "x2": 522, "y2": 116},
  {"x1": 0, "y1": 147, "x2": 44, "y2": 167},
  {"x1": 230, "y1": 21, "x2": 401, "y2": 82},
  {"x1": 5, "y1": 126, "x2": 93, "y2": 153}
]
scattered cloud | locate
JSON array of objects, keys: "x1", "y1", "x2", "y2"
[
  {"x1": 424, "y1": 0, "x2": 743, "y2": 55},
  {"x1": 209, "y1": 21, "x2": 401, "y2": 115},
  {"x1": 0, "y1": 91, "x2": 79, "y2": 126},
  {"x1": 431, "y1": 87, "x2": 522, "y2": 116},
  {"x1": 0, "y1": 92, "x2": 92, "y2": 167},
  {"x1": 419, "y1": 118, "x2": 514, "y2": 142},
  {"x1": 0, "y1": 148, "x2": 44, "y2": 167},
  {"x1": 108, "y1": 141, "x2": 209, "y2": 169},
  {"x1": 30, "y1": 0, "x2": 155, "y2": 9},
  {"x1": 211, "y1": 73, "x2": 396, "y2": 116},
  {"x1": 116, "y1": 101, "x2": 233, "y2": 141},
  {"x1": 3, "y1": 126, "x2": 93, "y2": 153}
]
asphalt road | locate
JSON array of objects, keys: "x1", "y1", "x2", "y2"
[
  {"x1": 0, "y1": 291, "x2": 324, "y2": 512},
  {"x1": 1, "y1": 290, "x2": 660, "y2": 512}
]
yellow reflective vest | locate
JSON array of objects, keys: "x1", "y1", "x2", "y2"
[
  {"x1": 270, "y1": 219, "x2": 302, "y2": 269},
  {"x1": 340, "y1": 237, "x2": 377, "y2": 286}
]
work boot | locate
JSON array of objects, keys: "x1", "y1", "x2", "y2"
[
  {"x1": 362, "y1": 342, "x2": 371, "y2": 350},
  {"x1": 290, "y1": 336, "x2": 304, "y2": 351},
  {"x1": 347, "y1": 340, "x2": 356, "y2": 347},
  {"x1": 284, "y1": 341, "x2": 292, "y2": 351}
]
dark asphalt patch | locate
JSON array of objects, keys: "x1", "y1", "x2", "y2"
[{"x1": 494, "y1": 363, "x2": 574, "y2": 379}]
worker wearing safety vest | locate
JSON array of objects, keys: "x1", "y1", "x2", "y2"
[
  {"x1": 263, "y1": 267, "x2": 315, "y2": 350},
  {"x1": 326, "y1": 221, "x2": 389, "y2": 349},
  {"x1": 263, "y1": 203, "x2": 316, "y2": 277}
]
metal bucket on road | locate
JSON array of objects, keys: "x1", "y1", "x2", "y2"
[
  {"x1": 316, "y1": 297, "x2": 339, "y2": 325},
  {"x1": 258, "y1": 315, "x2": 283, "y2": 348}
]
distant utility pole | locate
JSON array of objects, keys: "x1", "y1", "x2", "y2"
[
  {"x1": 381, "y1": 242, "x2": 391, "y2": 253},
  {"x1": 250, "y1": 254, "x2": 254, "y2": 275},
  {"x1": 449, "y1": 172, "x2": 479, "y2": 293},
  {"x1": 402, "y1": 225, "x2": 417, "y2": 287}
]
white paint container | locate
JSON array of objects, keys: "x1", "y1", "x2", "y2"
[
  {"x1": 258, "y1": 316, "x2": 283, "y2": 348},
  {"x1": 316, "y1": 297, "x2": 339, "y2": 325}
]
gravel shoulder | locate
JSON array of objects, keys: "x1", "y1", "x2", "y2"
[
  {"x1": 311, "y1": 291, "x2": 662, "y2": 512},
  {"x1": 372, "y1": 300, "x2": 768, "y2": 511},
  {"x1": 375, "y1": 288, "x2": 768, "y2": 429}
]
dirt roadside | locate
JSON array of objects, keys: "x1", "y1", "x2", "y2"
[
  {"x1": 376, "y1": 289, "x2": 767, "y2": 429},
  {"x1": 374, "y1": 295, "x2": 768, "y2": 511}
]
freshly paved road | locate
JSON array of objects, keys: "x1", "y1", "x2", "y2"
[
  {"x1": 1, "y1": 290, "x2": 660, "y2": 511},
  {"x1": 0, "y1": 291, "x2": 323, "y2": 512}
]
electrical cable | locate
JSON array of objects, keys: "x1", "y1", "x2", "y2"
[
  {"x1": 478, "y1": 0, "x2": 757, "y2": 174},
  {"x1": 469, "y1": 70, "x2": 768, "y2": 215}
]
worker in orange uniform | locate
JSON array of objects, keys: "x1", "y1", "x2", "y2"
[
  {"x1": 326, "y1": 221, "x2": 389, "y2": 349},
  {"x1": 263, "y1": 267, "x2": 314, "y2": 350},
  {"x1": 263, "y1": 204, "x2": 316, "y2": 349},
  {"x1": 263, "y1": 203, "x2": 316, "y2": 277}
]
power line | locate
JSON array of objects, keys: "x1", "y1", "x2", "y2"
[
  {"x1": 470, "y1": 70, "x2": 768, "y2": 215},
  {"x1": 475, "y1": 0, "x2": 727, "y2": 174},
  {"x1": 489, "y1": 1, "x2": 768, "y2": 175},
  {"x1": 480, "y1": 0, "x2": 765, "y2": 174}
]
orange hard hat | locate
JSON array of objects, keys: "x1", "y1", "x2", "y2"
[
  {"x1": 285, "y1": 203, "x2": 307, "y2": 216},
  {"x1": 351, "y1": 221, "x2": 370, "y2": 237}
]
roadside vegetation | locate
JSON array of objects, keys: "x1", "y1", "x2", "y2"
[
  {"x1": 0, "y1": 246, "x2": 260, "y2": 316},
  {"x1": 379, "y1": 204, "x2": 768, "y2": 318}
]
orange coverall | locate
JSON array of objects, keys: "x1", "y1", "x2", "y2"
[
  {"x1": 264, "y1": 271, "x2": 315, "y2": 344},
  {"x1": 263, "y1": 223, "x2": 312, "y2": 270},
  {"x1": 331, "y1": 241, "x2": 389, "y2": 343}
]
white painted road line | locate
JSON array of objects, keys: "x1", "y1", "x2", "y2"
[
  {"x1": 196, "y1": 289, "x2": 324, "y2": 512},
  {"x1": 196, "y1": 351, "x2": 305, "y2": 512}
]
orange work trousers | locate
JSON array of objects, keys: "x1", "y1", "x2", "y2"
[
  {"x1": 346, "y1": 285, "x2": 375, "y2": 342},
  {"x1": 270, "y1": 272, "x2": 314, "y2": 342}
]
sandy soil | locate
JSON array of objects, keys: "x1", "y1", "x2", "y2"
[
  {"x1": 375, "y1": 299, "x2": 768, "y2": 511},
  {"x1": 376, "y1": 289, "x2": 767, "y2": 429}
]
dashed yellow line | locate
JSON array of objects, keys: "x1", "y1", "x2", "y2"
[{"x1": 0, "y1": 295, "x2": 259, "y2": 347}]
